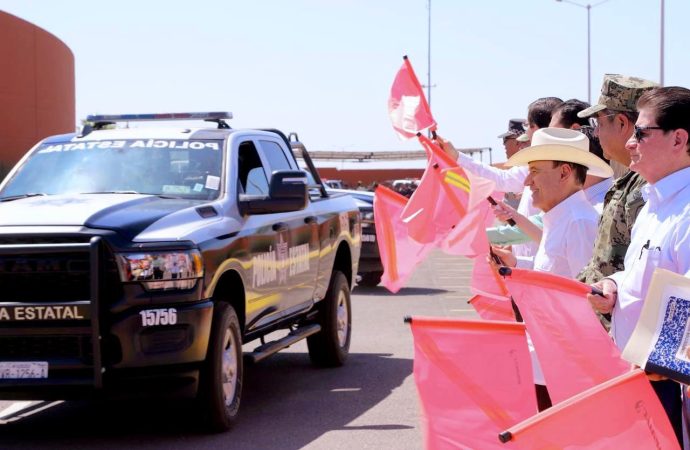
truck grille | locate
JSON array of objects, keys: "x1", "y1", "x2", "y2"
[
  {"x1": 0, "y1": 234, "x2": 107, "y2": 387},
  {"x1": 0, "y1": 235, "x2": 120, "y2": 303},
  {"x1": 0, "y1": 335, "x2": 93, "y2": 363},
  {"x1": 0, "y1": 252, "x2": 91, "y2": 302}
]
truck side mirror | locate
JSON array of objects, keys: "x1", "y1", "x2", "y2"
[{"x1": 239, "y1": 170, "x2": 308, "y2": 215}]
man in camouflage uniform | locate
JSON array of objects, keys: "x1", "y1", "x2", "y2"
[{"x1": 576, "y1": 74, "x2": 658, "y2": 284}]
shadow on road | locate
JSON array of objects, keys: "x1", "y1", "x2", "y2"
[
  {"x1": 0, "y1": 352, "x2": 412, "y2": 449},
  {"x1": 354, "y1": 286, "x2": 449, "y2": 296}
]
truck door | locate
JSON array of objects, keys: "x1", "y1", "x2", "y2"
[
  {"x1": 257, "y1": 139, "x2": 319, "y2": 314},
  {"x1": 237, "y1": 140, "x2": 283, "y2": 330}
]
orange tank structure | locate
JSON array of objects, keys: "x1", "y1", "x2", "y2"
[{"x1": 0, "y1": 11, "x2": 75, "y2": 180}]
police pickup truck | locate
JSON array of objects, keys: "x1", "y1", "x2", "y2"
[{"x1": 0, "y1": 112, "x2": 361, "y2": 431}]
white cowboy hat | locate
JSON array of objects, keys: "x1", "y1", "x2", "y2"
[{"x1": 504, "y1": 127, "x2": 613, "y2": 178}]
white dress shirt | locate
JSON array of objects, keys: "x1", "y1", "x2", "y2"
[
  {"x1": 609, "y1": 166, "x2": 690, "y2": 350},
  {"x1": 584, "y1": 177, "x2": 614, "y2": 214},
  {"x1": 520, "y1": 189, "x2": 598, "y2": 386},
  {"x1": 517, "y1": 190, "x2": 599, "y2": 277},
  {"x1": 457, "y1": 153, "x2": 539, "y2": 257}
]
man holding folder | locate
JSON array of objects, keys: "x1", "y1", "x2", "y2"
[{"x1": 588, "y1": 86, "x2": 690, "y2": 445}]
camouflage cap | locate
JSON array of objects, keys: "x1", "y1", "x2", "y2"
[
  {"x1": 497, "y1": 118, "x2": 526, "y2": 139},
  {"x1": 578, "y1": 74, "x2": 659, "y2": 118},
  {"x1": 516, "y1": 133, "x2": 530, "y2": 143}
]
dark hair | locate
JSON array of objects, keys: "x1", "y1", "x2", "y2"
[
  {"x1": 553, "y1": 161, "x2": 587, "y2": 185},
  {"x1": 637, "y1": 86, "x2": 690, "y2": 154},
  {"x1": 553, "y1": 99, "x2": 590, "y2": 128},
  {"x1": 528, "y1": 97, "x2": 564, "y2": 128}
]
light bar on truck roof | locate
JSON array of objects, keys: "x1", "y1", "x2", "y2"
[{"x1": 86, "y1": 112, "x2": 233, "y2": 123}]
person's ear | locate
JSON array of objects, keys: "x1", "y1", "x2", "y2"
[
  {"x1": 560, "y1": 163, "x2": 572, "y2": 182},
  {"x1": 672, "y1": 128, "x2": 689, "y2": 155}
]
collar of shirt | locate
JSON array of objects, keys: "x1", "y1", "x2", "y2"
[
  {"x1": 542, "y1": 189, "x2": 589, "y2": 228},
  {"x1": 584, "y1": 177, "x2": 613, "y2": 206},
  {"x1": 641, "y1": 166, "x2": 690, "y2": 209}
]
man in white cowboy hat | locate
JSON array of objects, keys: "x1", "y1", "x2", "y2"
[
  {"x1": 492, "y1": 127, "x2": 613, "y2": 278},
  {"x1": 437, "y1": 97, "x2": 563, "y2": 260},
  {"x1": 493, "y1": 127, "x2": 613, "y2": 411}
]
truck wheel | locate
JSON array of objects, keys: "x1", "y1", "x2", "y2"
[
  {"x1": 358, "y1": 271, "x2": 382, "y2": 287},
  {"x1": 199, "y1": 302, "x2": 243, "y2": 432},
  {"x1": 307, "y1": 271, "x2": 351, "y2": 367}
]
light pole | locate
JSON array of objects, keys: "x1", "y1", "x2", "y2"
[
  {"x1": 555, "y1": 0, "x2": 611, "y2": 103},
  {"x1": 660, "y1": 0, "x2": 664, "y2": 85},
  {"x1": 427, "y1": 0, "x2": 432, "y2": 109}
]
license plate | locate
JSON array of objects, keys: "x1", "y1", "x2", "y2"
[{"x1": 0, "y1": 362, "x2": 48, "y2": 379}]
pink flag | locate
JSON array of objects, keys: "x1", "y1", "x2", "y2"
[
  {"x1": 439, "y1": 168, "x2": 501, "y2": 258},
  {"x1": 410, "y1": 316, "x2": 537, "y2": 449},
  {"x1": 471, "y1": 256, "x2": 511, "y2": 300},
  {"x1": 401, "y1": 134, "x2": 470, "y2": 244},
  {"x1": 502, "y1": 267, "x2": 630, "y2": 404},
  {"x1": 388, "y1": 56, "x2": 436, "y2": 140},
  {"x1": 469, "y1": 294, "x2": 515, "y2": 322},
  {"x1": 499, "y1": 370, "x2": 680, "y2": 449},
  {"x1": 374, "y1": 185, "x2": 433, "y2": 293},
  {"x1": 468, "y1": 258, "x2": 514, "y2": 321}
]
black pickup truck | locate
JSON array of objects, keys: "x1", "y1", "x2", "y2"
[{"x1": 0, "y1": 112, "x2": 361, "y2": 431}]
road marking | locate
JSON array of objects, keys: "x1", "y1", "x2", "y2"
[
  {"x1": 0, "y1": 400, "x2": 63, "y2": 424},
  {"x1": 0, "y1": 401, "x2": 34, "y2": 419}
]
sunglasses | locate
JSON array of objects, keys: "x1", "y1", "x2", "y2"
[
  {"x1": 633, "y1": 125, "x2": 665, "y2": 142},
  {"x1": 587, "y1": 113, "x2": 617, "y2": 129}
]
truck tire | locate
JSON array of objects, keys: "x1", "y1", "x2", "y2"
[
  {"x1": 199, "y1": 302, "x2": 243, "y2": 432},
  {"x1": 307, "y1": 270, "x2": 351, "y2": 367},
  {"x1": 358, "y1": 271, "x2": 382, "y2": 287}
]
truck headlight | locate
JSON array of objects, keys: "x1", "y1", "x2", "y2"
[{"x1": 115, "y1": 250, "x2": 204, "y2": 291}]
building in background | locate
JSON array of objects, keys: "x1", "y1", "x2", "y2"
[{"x1": 0, "y1": 11, "x2": 75, "y2": 180}]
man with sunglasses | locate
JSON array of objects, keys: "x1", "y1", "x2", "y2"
[
  {"x1": 575, "y1": 74, "x2": 658, "y2": 285},
  {"x1": 587, "y1": 86, "x2": 690, "y2": 445}
]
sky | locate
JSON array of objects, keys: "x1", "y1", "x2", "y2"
[{"x1": 1, "y1": 0, "x2": 688, "y2": 163}]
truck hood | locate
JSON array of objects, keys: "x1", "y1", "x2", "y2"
[{"x1": 0, "y1": 194, "x2": 203, "y2": 239}]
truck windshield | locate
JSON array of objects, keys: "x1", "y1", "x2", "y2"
[{"x1": 0, "y1": 139, "x2": 224, "y2": 200}]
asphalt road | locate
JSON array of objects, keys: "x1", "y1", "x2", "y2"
[{"x1": 0, "y1": 251, "x2": 476, "y2": 449}]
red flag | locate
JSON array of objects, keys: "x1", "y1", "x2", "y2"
[
  {"x1": 499, "y1": 370, "x2": 680, "y2": 449},
  {"x1": 388, "y1": 56, "x2": 436, "y2": 140},
  {"x1": 401, "y1": 134, "x2": 470, "y2": 244},
  {"x1": 374, "y1": 185, "x2": 434, "y2": 293},
  {"x1": 410, "y1": 316, "x2": 537, "y2": 449},
  {"x1": 502, "y1": 268, "x2": 630, "y2": 404}
]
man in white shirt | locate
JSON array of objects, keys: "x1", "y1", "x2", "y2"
[
  {"x1": 587, "y1": 86, "x2": 690, "y2": 445},
  {"x1": 487, "y1": 127, "x2": 613, "y2": 410},
  {"x1": 492, "y1": 128, "x2": 613, "y2": 277}
]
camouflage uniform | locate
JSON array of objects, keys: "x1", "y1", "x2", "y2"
[{"x1": 576, "y1": 170, "x2": 646, "y2": 283}]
